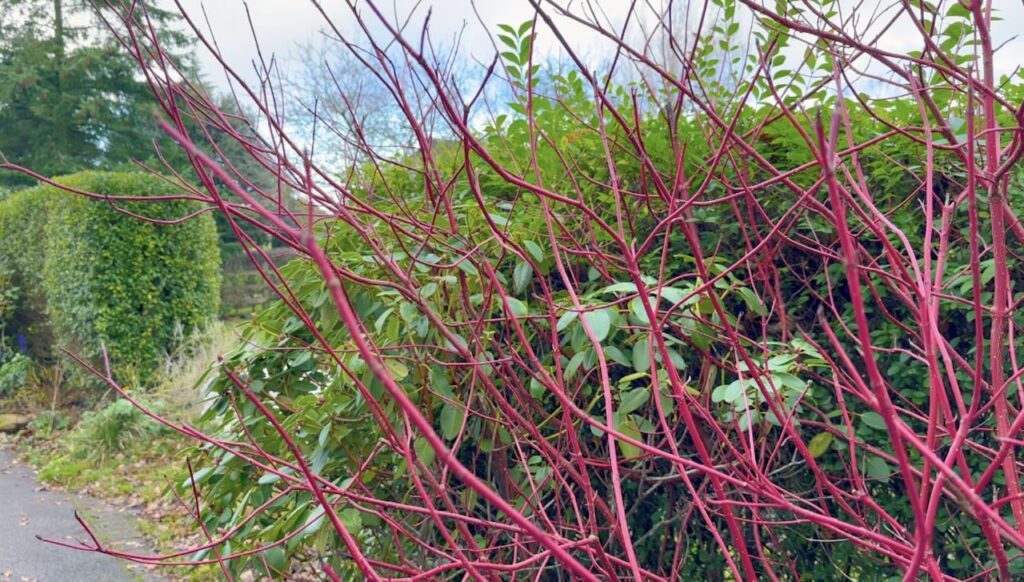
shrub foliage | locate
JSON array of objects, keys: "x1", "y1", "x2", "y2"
[
  {"x1": 12, "y1": 0, "x2": 1024, "y2": 580},
  {"x1": 0, "y1": 171, "x2": 220, "y2": 385}
]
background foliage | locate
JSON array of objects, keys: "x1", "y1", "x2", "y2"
[{"x1": 0, "y1": 171, "x2": 220, "y2": 386}]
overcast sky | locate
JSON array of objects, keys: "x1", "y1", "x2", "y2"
[
  {"x1": 171, "y1": 0, "x2": 630, "y2": 93},
  {"x1": 166, "y1": 1, "x2": 1024, "y2": 96}
]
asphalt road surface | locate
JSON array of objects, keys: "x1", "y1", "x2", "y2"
[{"x1": 0, "y1": 447, "x2": 165, "y2": 582}]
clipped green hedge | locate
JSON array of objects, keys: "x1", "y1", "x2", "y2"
[
  {"x1": 0, "y1": 171, "x2": 220, "y2": 385},
  {"x1": 0, "y1": 185, "x2": 55, "y2": 357}
]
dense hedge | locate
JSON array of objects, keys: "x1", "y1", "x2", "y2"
[
  {"x1": 0, "y1": 171, "x2": 220, "y2": 385},
  {"x1": 0, "y1": 185, "x2": 56, "y2": 358}
]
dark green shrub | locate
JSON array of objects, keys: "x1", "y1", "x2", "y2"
[{"x1": 0, "y1": 171, "x2": 221, "y2": 386}]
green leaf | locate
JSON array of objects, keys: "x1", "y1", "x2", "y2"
[
  {"x1": 946, "y1": 2, "x2": 970, "y2": 18},
  {"x1": 565, "y1": 351, "x2": 587, "y2": 379},
  {"x1": 736, "y1": 286, "x2": 766, "y2": 316},
  {"x1": 690, "y1": 323, "x2": 713, "y2": 351},
  {"x1": 771, "y1": 372, "x2": 806, "y2": 392},
  {"x1": 791, "y1": 338, "x2": 821, "y2": 358},
  {"x1": 711, "y1": 384, "x2": 727, "y2": 403},
  {"x1": 860, "y1": 412, "x2": 887, "y2": 431},
  {"x1": 385, "y1": 360, "x2": 409, "y2": 381},
  {"x1": 866, "y1": 457, "x2": 892, "y2": 481},
  {"x1": 506, "y1": 297, "x2": 528, "y2": 317},
  {"x1": 582, "y1": 308, "x2": 612, "y2": 343},
  {"x1": 445, "y1": 334, "x2": 468, "y2": 352},
  {"x1": 657, "y1": 286, "x2": 689, "y2": 305},
  {"x1": 460, "y1": 488, "x2": 479, "y2": 512},
  {"x1": 529, "y1": 378, "x2": 546, "y2": 399},
  {"x1": 632, "y1": 339, "x2": 651, "y2": 373},
  {"x1": 658, "y1": 386, "x2": 677, "y2": 416},
  {"x1": 714, "y1": 380, "x2": 745, "y2": 404},
  {"x1": 439, "y1": 403, "x2": 462, "y2": 440},
  {"x1": 258, "y1": 471, "x2": 283, "y2": 485},
  {"x1": 738, "y1": 409, "x2": 759, "y2": 430},
  {"x1": 456, "y1": 260, "x2": 478, "y2": 277},
  {"x1": 807, "y1": 431, "x2": 833, "y2": 458},
  {"x1": 399, "y1": 301, "x2": 419, "y2": 323},
  {"x1": 414, "y1": 437, "x2": 436, "y2": 467},
  {"x1": 288, "y1": 350, "x2": 312, "y2": 368},
  {"x1": 618, "y1": 371, "x2": 649, "y2": 385},
  {"x1": 630, "y1": 296, "x2": 655, "y2": 324},
  {"x1": 182, "y1": 467, "x2": 212, "y2": 489},
  {"x1": 340, "y1": 507, "x2": 363, "y2": 534},
  {"x1": 616, "y1": 416, "x2": 643, "y2": 458},
  {"x1": 604, "y1": 345, "x2": 631, "y2": 367},
  {"x1": 373, "y1": 308, "x2": 393, "y2": 334},
  {"x1": 524, "y1": 240, "x2": 544, "y2": 262},
  {"x1": 262, "y1": 546, "x2": 287, "y2": 574},
  {"x1": 767, "y1": 354, "x2": 798, "y2": 370},
  {"x1": 601, "y1": 282, "x2": 638, "y2": 295},
  {"x1": 519, "y1": 36, "x2": 532, "y2": 65},
  {"x1": 664, "y1": 348, "x2": 687, "y2": 370},
  {"x1": 619, "y1": 387, "x2": 650, "y2": 414},
  {"x1": 419, "y1": 282, "x2": 438, "y2": 299},
  {"x1": 513, "y1": 261, "x2": 532, "y2": 293},
  {"x1": 556, "y1": 310, "x2": 578, "y2": 332}
]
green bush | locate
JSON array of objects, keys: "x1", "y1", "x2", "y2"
[
  {"x1": 69, "y1": 398, "x2": 162, "y2": 459},
  {"x1": 27, "y1": 409, "x2": 71, "y2": 437},
  {"x1": 0, "y1": 186, "x2": 54, "y2": 358},
  {"x1": 0, "y1": 352, "x2": 32, "y2": 398},
  {"x1": 0, "y1": 171, "x2": 221, "y2": 386}
]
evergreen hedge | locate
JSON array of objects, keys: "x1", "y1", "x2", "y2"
[
  {"x1": 0, "y1": 171, "x2": 220, "y2": 385},
  {"x1": 0, "y1": 184, "x2": 55, "y2": 358}
]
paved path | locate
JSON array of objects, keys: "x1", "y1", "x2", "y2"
[{"x1": 0, "y1": 448, "x2": 165, "y2": 582}]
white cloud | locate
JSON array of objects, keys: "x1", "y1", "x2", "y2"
[{"x1": 167, "y1": 0, "x2": 638, "y2": 92}]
